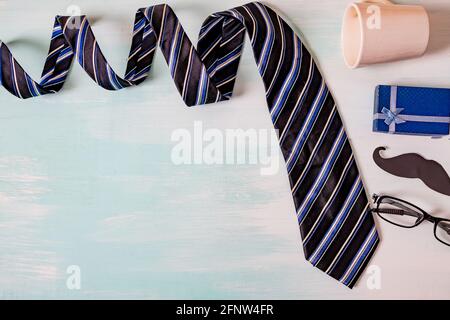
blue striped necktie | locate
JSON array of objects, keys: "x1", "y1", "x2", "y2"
[{"x1": 0, "y1": 2, "x2": 379, "y2": 287}]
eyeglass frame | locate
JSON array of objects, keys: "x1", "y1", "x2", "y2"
[{"x1": 370, "y1": 194, "x2": 450, "y2": 247}]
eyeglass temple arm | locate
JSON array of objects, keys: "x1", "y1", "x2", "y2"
[
  {"x1": 377, "y1": 208, "x2": 450, "y2": 234},
  {"x1": 372, "y1": 208, "x2": 422, "y2": 218},
  {"x1": 375, "y1": 209, "x2": 450, "y2": 235}
]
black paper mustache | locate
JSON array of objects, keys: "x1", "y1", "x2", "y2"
[{"x1": 373, "y1": 147, "x2": 450, "y2": 196}]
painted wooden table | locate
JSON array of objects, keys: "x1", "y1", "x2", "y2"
[{"x1": 0, "y1": 0, "x2": 449, "y2": 299}]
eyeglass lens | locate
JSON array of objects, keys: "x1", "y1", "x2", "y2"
[{"x1": 376, "y1": 197, "x2": 424, "y2": 227}]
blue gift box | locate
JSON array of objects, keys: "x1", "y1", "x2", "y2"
[{"x1": 373, "y1": 85, "x2": 450, "y2": 136}]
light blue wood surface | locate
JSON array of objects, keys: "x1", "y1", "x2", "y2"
[{"x1": 0, "y1": 0, "x2": 449, "y2": 299}]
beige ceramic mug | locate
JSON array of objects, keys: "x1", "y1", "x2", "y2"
[{"x1": 341, "y1": 0, "x2": 429, "y2": 68}]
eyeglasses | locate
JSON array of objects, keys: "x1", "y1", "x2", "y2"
[{"x1": 371, "y1": 194, "x2": 450, "y2": 247}]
